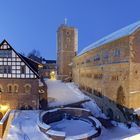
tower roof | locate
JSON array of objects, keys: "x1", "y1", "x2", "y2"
[{"x1": 78, "y1": 20, "x2": 140, "y2": 56}]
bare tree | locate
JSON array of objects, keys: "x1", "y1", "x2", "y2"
[{"x1": 27, "y1": 49, "x2": 42, "y2": 63}]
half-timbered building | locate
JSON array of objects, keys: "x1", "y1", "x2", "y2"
[{"x1": 0, "y1": 40, "x2": 40, "y2": 109}]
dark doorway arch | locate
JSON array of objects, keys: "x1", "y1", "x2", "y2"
[{"x1": 116, "y1": 86, "x2": 125, "y2": 106}]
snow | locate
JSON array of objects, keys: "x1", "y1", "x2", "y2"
[
  {"x1": 38, "y1": 121, "x2": 51, "y2": 130},
  {"x1": 82, "y1": 101, "x2": 107, "y2": 119},
  {"x1": 47, "y1": 129, "x2": 65, "y2": 137},
  {"x1": 66, "y1": 129, "x2": 97, "y2": 140},
  {"x1": 46, "y1": 79, "x2": 87, "y2": 107},
  {"x1": 95, "y1": 123, "x2": 140, "y2": 140},
  {"x1": 6, "y1": 80, "x2": 140, "y2": 140},
  {"x1": 6, "y1": 111, "x2": 50, "y2": 140},
  {"x1": 49, "y1": 118, "x2": 95, "y2": 136},
  {"x1": 78, "y1": 20, "x2": 140, "y2": 56},
  {"x1": 53, "y1": 81, "x2": 140, "y2": 140},
  {"x1": 134, "y1": 108, "x2": 140, "y2": 115},
  {"x1": 88, "y1": 116, "x2": 102, "y2": 128}
]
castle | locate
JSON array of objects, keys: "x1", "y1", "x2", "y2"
[
  {"x1": 57, "y1": 24, "x2": 78, "y2": 80},
  {"x1": 72, "y1": 21, "x2": 140, "y2": 122}
]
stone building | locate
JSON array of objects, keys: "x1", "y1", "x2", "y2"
[
  {"x1": 0, "y1": 40, "x2": 41, "y2": 109},
  {"x1": 40, "y1": 60, "x2": 56, "y2": 79},
  {"x1": 72, "y1": 21, "x2": 140, "y2": 122},
  {"x1": 57, "y1": 24, "x2": 78, "y2": 80}
]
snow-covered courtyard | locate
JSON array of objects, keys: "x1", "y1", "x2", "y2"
[
  {"x1": 6, "y1": 111, "x2": 50, "y2": 140},
  {"x1": 6, "y1": 79, "x2": 140, "y2": 140},
  {"x1": 46, "y1": 79, "x2": 87, "y2": 107}
]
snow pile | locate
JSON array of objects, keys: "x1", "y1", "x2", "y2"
[
  {"x1": 47, "y1": 79, "x2": 87, "y2": 107},
  {"x1": 82, "y1": 101, "x2": 106, "y2": 119},
  {"x1": 134, "y1": 107, "x2": 140, "y2": 115},
  {"x1": 6, "y1": 111, "x2": 50, "y2": 140},
  {"x1": 78, "y1": 20, "x2": 140, "y2": 56}
]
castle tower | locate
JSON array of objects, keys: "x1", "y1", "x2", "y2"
[{"x1": 57, "y1": 24, "x2": 78, "y2": 80}]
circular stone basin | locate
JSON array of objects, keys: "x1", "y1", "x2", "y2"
[
  {"x1": 50, "y1": 117, "x2": 94, "y2": 136},
  {"x1": 38, "y1": 107, "x2": 102, "y2": 140}
]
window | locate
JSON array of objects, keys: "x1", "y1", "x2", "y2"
[
  {"x1": 4, "y1": 67, "x2": 7, "y2": 73},
  {"x1": 21, "y1": 65, "x2": 26, "y2": 74},
  {"x1": 0, "y1": 50, "x2": 12, "y2": 58},
  {"x1": 14, "y1": 84, "x2": 19, "y2": 93},
  {"x1": 0, "y1": 85, "x2": 3, "y2": 93},
  {"x1": 0, "y1": 66, "x2": 4, "y2": 73},
  {"x1": 24, "y1": 84, "x2": 31, "y2": 94},
  {"x1": 113, "y1": 49, "x2": 120, "y2": 57},
  {"x1": 7, "y1": 84, "x2": 12, "y2": 93},
  {"x1": 8, "y1": 66, "x2": 11, "y2": 73},
  {"x1": 0, "y1": 66, "x2": 11, "y2": 74},
  {"x1": 103, "y1": 51, "x2": 109, "y2": 59},
  {"x1": 94, "y1": 73, "x2": 103, "y2": 79},
  {"x1": 94, "y1": 54, "x2": 100, "y2": 61},
  {"x1": 111, "y1": 75, "x2": 119, "y2": 81},
  {"x1": 86, "y1": 73, "x2": 92, "y2": 78},
  {"x1": 86, "y1": 59, "x2": 91, "y2": 63}
]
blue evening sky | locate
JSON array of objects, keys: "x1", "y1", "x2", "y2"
[{"x1": 0, "y1": 0, "x2": 140, "y2": 59}]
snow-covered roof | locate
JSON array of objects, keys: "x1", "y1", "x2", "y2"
[{"x1": 78, "y1": 21, "x2": 140, "y2": 56}]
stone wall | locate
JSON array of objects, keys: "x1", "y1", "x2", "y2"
[
  {"x1": 0, "y1": 78, "x2": 39, "y2": 109},
  {"x1": 57, "y1": 25, "x2": 77, "y2": 80},
  {"x1": 129, "y1": 29, "x2": 140, "y2": 109},
  {"x1": 72, "y1": 36, "x2": 132, "y2": 121},
  {"x1": 39, "y1": 108, "x2": 100, "y2": 140}
]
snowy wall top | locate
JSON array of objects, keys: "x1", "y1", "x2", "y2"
[{"x1": 78, "y1": 21, "x2": 140, "y2": 56}]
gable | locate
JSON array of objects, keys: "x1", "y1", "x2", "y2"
[{"x1": 0, "y1": 40, "x2": 38, "y2": 79}]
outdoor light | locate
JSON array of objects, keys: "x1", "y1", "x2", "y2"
[
  {"x1": 38, "y1": 64, "x2": 43, "y2": 68},
  {"x1": 0, "y1": 105, "x2": 9, "y2": 112},
  {"x1": 51, "y1": 71, "x2": 55, "y2": 74},
  {"x1": 50, "y1": 71, "x2": 56, "y2": 80}
]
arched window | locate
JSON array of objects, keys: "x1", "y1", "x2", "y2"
[
  {"x1": 13, "y1": 84, "x2": 19, "y2": 93},
  {"x1": 24, "y1": 84, "x2": 31, "y2": 94},
  {"x1": 7, "y1": 84, "x2": 12, "y2": 93},
  {"x1": 116, "y1": 86, "x2": 125, "y2": 106},
  {"x1": 0, "y1": 85, "x2": 3, "y2": 93}
]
